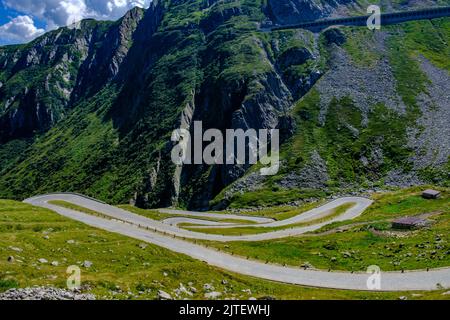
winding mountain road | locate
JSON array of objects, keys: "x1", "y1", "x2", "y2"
[
  {"x1": 24, "y1": 193, "x2": 450, "y2": 291},
  {"x1": 26, "y1": 194, "x2": 372, "y2": 242},
  {"x1": 263, "y1": 6, "x2": 450, "y2": 32}
]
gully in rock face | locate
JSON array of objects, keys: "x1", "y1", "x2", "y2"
[{"x1": 171, "y1": 121, "x2": 280, "y2": 176}]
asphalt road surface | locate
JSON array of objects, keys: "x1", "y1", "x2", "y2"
[{"x1": 24, "y1": 193, "x2": 450, "y2": 291}]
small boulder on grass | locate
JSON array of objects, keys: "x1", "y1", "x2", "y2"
[
  {"x1": 205, "y1": 291, "x2": 222, "y2": 299},
  {"x1": 138, "y1": 243, "x2": 148, "y2": 250},
  {"x1": 157, "y1": 290, "x2": 172, "y2": 300},
  {"x1": 342, "y1": 251, "x2": 352, "y2": 258},
  {"x1": 203, "y1": 283, "x2": 214, "y2": 292}
]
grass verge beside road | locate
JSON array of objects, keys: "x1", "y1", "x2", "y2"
[
  {"x1": 182, "y1": 203, "x2": 355, "y2": 235},
  {"x1": 203, "y1": 187, "x2": 450, "y2": 272},
  {"x1": 3, "y1": 199, "x2": 449, "y2": 299}
]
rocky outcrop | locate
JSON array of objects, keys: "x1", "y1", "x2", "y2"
[
  {"x1": 0, "y1": 22, "x2": 99, "y2": 142},
  {"x1": 71, "y1": 7, "x2": 146, "y2": 100},
  {"x1": 0, "y1": 7, "x2": 149, "y2": 143},
  {"x1": 407, "y1": 56, "x2": 450, "y2": 171},
  {"x1": 0, "y1": 287, "x2": 95, "y2": 300},
  {"x1": 200, "y1": 5, "x2": 244, "y2": 34},
  {"x1": 276, "y1": 46, "x2": 322, "y2": 99},
  {"x1": 266, "y1": 0, "x2": 358, "y2": 25},
  {"x1": 323, "y1": 27, "x2": 347, "y2": 46},
  {"x1": 278, "y1": 47, "x2": 314, "y2": 67},
  {"x1": 316, "y1": 43, "x2": 406, "y2": 124},
  {"x1": 279, "y1": 150, "x2": 330, "y2": 189},
  {"x1": 174, "y1": 35, "x2": 296, "y2": 209}
]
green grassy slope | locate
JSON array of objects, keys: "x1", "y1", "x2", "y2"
[
  {"x1": 1, "y1": 199, "x2": 449, "y2": 299},
  {"x1": 0, "y1": 20, "x2": 114, "y2": 141},
  {"x1": 182, "y1": 203, "x2": 355, "y2": 235},
  {"x1": 206, "y1": 187, "x2": 450, "y2": 272},
  {"x1": 4, "y1": 200, "x2": 450, "y2": 299}
]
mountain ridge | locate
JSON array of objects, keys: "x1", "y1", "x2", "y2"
[{"x1": 0, "y1": 0, "x2": 449, "y2": 209}]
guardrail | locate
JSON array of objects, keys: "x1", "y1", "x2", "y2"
[
  {"x1": 263, "y1": 6, "x2": 450, "y2": 32},
  {"x1": 27, "y1": 192, "x2": 109, "y2": 205}
]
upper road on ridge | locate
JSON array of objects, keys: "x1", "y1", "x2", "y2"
[
  {"x1": 24, "y1": 193, "x2": 450, "y2": 291},
  {"x1": 262, "y1": 6, "x2": 450, "y2": 32}
]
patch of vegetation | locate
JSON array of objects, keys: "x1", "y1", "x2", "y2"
[
  {"x1": 343, "y1": 28, "x2": 382, "y2": 66},
  {"x1": 389, "y1": 18, "x2": 450, "y2": 72},
  {"x1": 387, "y1": 30, "x2": 429, "y2": 115},
  {"x1": 225, "y1": 187, "x2": 328, "y2": 209},
  {"x1": 0, "y1": 86, "x2": 122, "y2": 202},
  {"x1": 118, "y1": 205, "x2": 176, "y2": 221},
  {"x1": 48, "y1": 200, "x2": 110, "y2": 218},
  {"x1": 49, "y1": 201, "x2": 257, "y2": 225},
  {"x1": 0, "y1": 279, "x2": 19, "y2": 292},
  {"x1": 183, "y1": 203, "x2": 355, "y2": 236},
  {"x1": 0, "y1": 139, "x2": 31, "y2": 172},
  {"x1": 221, "y1": 201, "x2": 325, "y2": 220},
  {"x1": 283, "y1": 92, "x2": 413, "y2": 185}
]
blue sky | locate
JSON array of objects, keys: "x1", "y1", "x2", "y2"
[
  {"x1": 0, "y1": 0, "x2": 151, "y2": 45},
  {"x1": 0, "y1": 6, "x2": 45, "y2": 28}
]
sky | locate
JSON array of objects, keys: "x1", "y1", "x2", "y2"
[{"x1": 0, "y1": 0, "x2": 152, "y2": 45}]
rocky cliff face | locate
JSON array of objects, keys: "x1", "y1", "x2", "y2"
[
  {"x1": 0, "y1": 8, "x2": 148, "y2": 143},
  {"x1": 0, "y1": 0, "x2": 448, "y2": 209},
  {"x1": 0, "y1": 22, "x2": 98, "y2": 142},
  {"x1": 266, "y1": 0, "x2": 358, "y2": 24},
  {"x1": 71, "y1": 7, "x2": 147, "y2": 101}
]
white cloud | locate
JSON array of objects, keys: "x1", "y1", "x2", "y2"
[
  {"x1": 3, "y1": 0, "x2": 152, "y2": 30},
  {"x1": 85, "y1": 0, "x2": 151, "y2": 21},
  {"x1": 0, "y1": 15, "x2": 45, "y2": 43}
]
